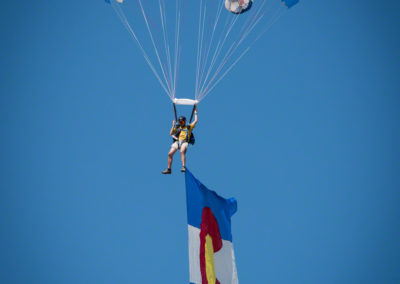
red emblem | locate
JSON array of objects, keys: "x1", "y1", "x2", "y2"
[{"x1": 199, "y1": 207, "x2": 223, "y2": 284}]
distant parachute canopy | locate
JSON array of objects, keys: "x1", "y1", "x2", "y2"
[
  {"x1": 282, "y1": 0, "x2": 299, "y2": 8},
  {"x1": 225, "y1": 0, "x2": 254, "y2": 14}
]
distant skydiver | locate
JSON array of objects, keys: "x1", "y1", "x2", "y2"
[
  {"x1": 225, "y1": 0, "x2": 254, "y2": 14},
  {"x1": 162, "y1": 107, "x2": 198, "y2": 174}
]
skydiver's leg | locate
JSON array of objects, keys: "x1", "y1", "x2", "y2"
[
  {"x1": 162, "y1": 143, "x2": 178, "y2": 174},
  {"x1": 180, "y1": 143, "x2": 189, "y2": 171},
  {"x1": 168, "y1": 146, "x2": 178, "y2": 169}
]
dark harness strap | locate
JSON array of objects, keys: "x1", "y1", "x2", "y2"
[{"x1": 173, "y1": 103, "x2": 178, "y2": 121}]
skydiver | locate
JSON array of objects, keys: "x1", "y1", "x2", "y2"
[
  {"x1": 162, "y1": 107, "x2": 198, "y2": 174},
  {"x1": 225, "y1": 0, "x2": 254, "y2": 14}
]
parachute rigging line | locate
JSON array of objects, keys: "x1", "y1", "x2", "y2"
[
  {"x1": 107, "y1": 0, "x2": 298, "y2": 103},
  {"x1": 110, "y1": 2, "x2": 171, "y2": 96},
  {"x1": 138, "y1": 0, "x2": 173, "y2": 95},
  {"x1": 199, "y1": 1, "x2": 287, "y2": 100},
  {"x1": 159, "y1": 0, "x2": 174, "y2": 95}
]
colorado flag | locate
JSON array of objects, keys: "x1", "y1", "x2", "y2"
[{"x1": 185, "y1": 169, "x2": 238, "y2": 284}]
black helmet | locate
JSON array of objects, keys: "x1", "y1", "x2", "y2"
[{"x1": 178, "y1": 116, "x2": 186, "y2": 122}]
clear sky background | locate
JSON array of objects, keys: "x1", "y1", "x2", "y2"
[{"x1": 1, "y1": 0, "x2": 400, "y2": 283}]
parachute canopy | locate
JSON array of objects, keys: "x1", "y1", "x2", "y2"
[
  {"x1": 225, "y1": 0, "x2": 254, "y2": 14},
  {"x1": 106, "y1": 0, "x2": 299, "y2": 104},
  {"x1": 282, "y1": 0, "x2": 299, "y2": 8}
]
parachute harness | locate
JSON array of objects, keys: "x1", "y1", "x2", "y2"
[{"x1": 173, "y1": 102, "x2": 196, "y2": 146}]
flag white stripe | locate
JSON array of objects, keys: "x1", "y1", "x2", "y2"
[{"x1": 188, "y1": 225, "x2": 238, "y2": 284}]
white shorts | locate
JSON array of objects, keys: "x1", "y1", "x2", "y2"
[{"x1": 171, "y1": 141, "x2": 189, "y2": 151}]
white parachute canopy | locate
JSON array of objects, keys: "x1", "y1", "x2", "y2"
[{"x1": 225, "y1": 0, "x2": 253, "y2": 14}]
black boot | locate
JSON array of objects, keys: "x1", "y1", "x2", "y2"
[{"x1": 162, "y1": 168, "x2": 172, "y2": 174}]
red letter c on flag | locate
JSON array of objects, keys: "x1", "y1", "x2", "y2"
[{"x1": 199, "y1": 207, "x2": 222, "y2": 284}]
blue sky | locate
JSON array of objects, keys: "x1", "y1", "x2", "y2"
[{"x1": 1, "y1": 0, "x2": 400, "y2": 283}]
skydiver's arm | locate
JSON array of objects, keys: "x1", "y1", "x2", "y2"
[
  {"x1": 170, "y1": 120, "x2": 176, "y2": 135},
  {"x1": 192, "y1": 107, "x2": 198, "y2": 126}
]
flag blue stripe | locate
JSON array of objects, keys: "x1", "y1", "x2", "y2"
[{"x1": 185, "y1": 168, "x2": 237, "y2": 242}]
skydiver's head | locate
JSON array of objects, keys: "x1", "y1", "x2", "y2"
[{"x1": 178, "y1": 116, "x2": 186, "y2": 126}]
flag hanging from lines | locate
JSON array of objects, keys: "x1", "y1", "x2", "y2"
[{"x1": 185, "y1": 168, "x2": 239, "y2": 284}]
